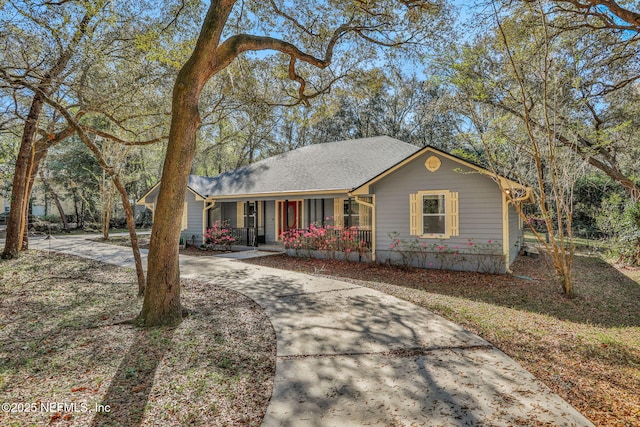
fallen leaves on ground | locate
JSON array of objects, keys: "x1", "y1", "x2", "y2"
[{"x1": 0, "y1": 251, "x2": 276, "y2": 426}]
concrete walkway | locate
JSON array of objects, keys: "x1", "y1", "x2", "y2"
[{"x1": 29, "y1": 235, "x2": 594, "y2": 427}]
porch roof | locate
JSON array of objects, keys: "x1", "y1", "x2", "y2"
[{"x1": 189, "y1": 136, "x2": 420, "y2": 199}]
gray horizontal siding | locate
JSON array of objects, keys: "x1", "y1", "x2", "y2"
[
  {"x1": 373, "y1": 153, "x2": 506, "y2": 271},
  {"x1": 182, "y1": 191, "x2": 204, "y2": 245},
  {"x1": 144, "y1": 188, "x2": 204, "y2": 245},
  {"x1": 376, "y1": 249, "x2": 506, "y2": 274},
  {"x1": 311, "y1": 198, "x2": 335, "y2": 225},
  {"x1": 221, "y1": 202, "x2": 238, "y2": 227},
  {"x1": 265, "y1": 201, "x2": 276, "y2": 243},
  {"x1": 508, "y1": 203, "x2": 522, "y2": 264}
]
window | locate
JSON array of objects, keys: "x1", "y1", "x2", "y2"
[
  {"x1": 410, "y1": 190, "x2": 458, "y2": 238},
  {"x1": 246, "y1": 202, "x2": 256, "y2": 228},
  {"x1": 237, "y1": 201, "x2": 258, "y2": 228},
  {"x1": 422, "y1": 194, "x2": 445, "y2": 234},
  {"x1": 343, "y1": 199, "x2": 360, "y2": 228},
  {"x1": 334, "y1": 197, "x2": 371, "y2": 229}
]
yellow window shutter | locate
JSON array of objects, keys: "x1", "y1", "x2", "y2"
[
  {"x1": 360, "y1": 204, "x2": 370, "y2": 229},
  {"x1": 334, "y1": 198, "x2": 344, "y2": 228},
  {"x1": 182, "y1": 202, "x2": 188, "y2": 230},
  {"x1": 409, "y1": 193, "x2": 419, "y2": 235},
  {"x1": 237, "y1": 202, "x2": 244, "y2": 228},
  {"x1": 448, "y1": 192, "x2": 459, "y2": 236}
]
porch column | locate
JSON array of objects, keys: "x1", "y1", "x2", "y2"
[
  {"x1": 284, "y1": 199, "x2": 289, "y2": 232},
  {"x1": 245, "y1": 201, "x2": 250, "y2": 246},
  {"x1": 262, "y1": 200, "x2": 266, "y2": 244},
  {"x1": 253, "y1": 200, "x2": 258, "y2": 247}
]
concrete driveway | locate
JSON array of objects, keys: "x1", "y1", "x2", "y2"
[{"x1": 29, "y1": 235, "x2": 594, "y2": 426}]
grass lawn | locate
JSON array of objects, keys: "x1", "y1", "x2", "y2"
[
  {"x1": 245, "y1": 250, "x2": 640, "y2": 427},
  {"x1": 0, "y1": 251, "x2": 275, "y2": 427}
]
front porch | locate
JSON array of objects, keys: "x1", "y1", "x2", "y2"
[
  {"x1": 205, "y1": 196, "x2": 373, "y2": 248},
  {"x1": 227, "y1": 227, "x2": 373, "y2": 249}
]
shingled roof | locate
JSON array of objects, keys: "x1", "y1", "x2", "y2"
[{"x1": 187, "y1": 136, "x2": 420, "y2": 198}]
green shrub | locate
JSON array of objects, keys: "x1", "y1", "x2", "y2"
[{"x1": 596, "y1": 194, "x2": 640, "y2": 265}]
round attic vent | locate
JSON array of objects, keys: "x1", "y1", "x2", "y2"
[{"x1": 425, "y1": 156, "x2": 441, "y2": 172}]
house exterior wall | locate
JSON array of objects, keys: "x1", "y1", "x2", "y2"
[
  {"x1": 265, "y1": 200, "x2": 276, "y2": 243},
  {"x1": 182, "y1": 190, "x2": 204, "y2": 245},
  {"x1": 142, "y1": 189, "x2": 204, "y2": 244},
  {"x1": 373, "y1": 153, "x2": 507, "y2": 273},
  {"x1": 221, "y1": 202, "x2": 238, "y2": 228},
  {"x1": 306, "y1": 198, "x2": 334, "y2": 225},
  {"x1": 508, "y1": 202, "x2": 523, "y2": 264},
  {"x1": 208, "y1": 204, "x2": 222, "y2": 226}
]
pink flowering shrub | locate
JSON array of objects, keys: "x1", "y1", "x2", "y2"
[
  {"x1": 203, "y1": 220, "x2": 236, "y2": 250},
  {"x1": 387, "y1": 233, "x2": 504, "y2": 273},
  {"x1": 282, "y1": 222, "x2": 370, "y2": 259}
]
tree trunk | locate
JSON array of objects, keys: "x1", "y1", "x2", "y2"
[
  {"x1": 40, "y1": 169, "x2": 69, "y2": 232},
  {"x1": 1, "y1": 10, "x2": 93, "y2": 258},
  {"x1": 101, "y1": 177, "x2": 115, "y2": 240},
  {"x1": 20, "y1": 146, "x2": 61, "y2": 244},
  {"x1": 555, "y1": 257, "x2": 574, "y2": 298},
  {"x1": 20, "y1": 82, "x2": 149, "y2": 302},
  {"x1": 138, "y1": 0, "x2": 347, "y2": 326},
  {"x1": 2, "y1": 96, "x2": 43, "y2": 259},
  {"x1": 111, "y1": 177, "x2": 146, "y2": 297},
  {"x1": 138, "y1": 0, "x2": 243, "y2": 326},
  {"x1": 138, "y1": 73, "x2": 203, "y2": 326}
]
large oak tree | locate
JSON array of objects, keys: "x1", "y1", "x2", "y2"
[{"x1": 139, "y1": 0, "x2": 448, "y2": 326}]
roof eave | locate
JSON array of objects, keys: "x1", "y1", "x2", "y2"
[
  {"x1": 136, "y1": 182, "x2": 205, "y2": 204},
  {"x1": 203, "y1": 188, "x2": 350, "y2": 200}
]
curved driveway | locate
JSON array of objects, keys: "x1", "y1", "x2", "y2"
[{"x1": 30, "y1": 236, "x2": 594, "y2": 427}]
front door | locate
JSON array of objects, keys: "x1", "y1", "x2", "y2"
[{"x1": 280, "y1": 201, "x2": 299, "y2": 233}]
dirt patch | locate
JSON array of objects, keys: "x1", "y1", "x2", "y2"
[
  {"x1": 244, "y1": 253, "x2": 640, "y2": 427},
  {"x1": 0, "y1": 251, "x2": 276, "y2": 426}
]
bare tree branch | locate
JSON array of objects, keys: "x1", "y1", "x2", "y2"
[
  {"x1": 162, "y1": 0, "x2": 186, "y2": 32},
  {"x1": 12, "y1": 74, "x2": 147, "y2": 294},
  {"x1": 82, "y1": 127, "x2": 166, "y2": 146},
  {"x1": 548, "y1": 0, "x2": 640, "y2": 31},
  {"x1": 268, "y1": 0, "x2": 318, "y2": 36}
]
